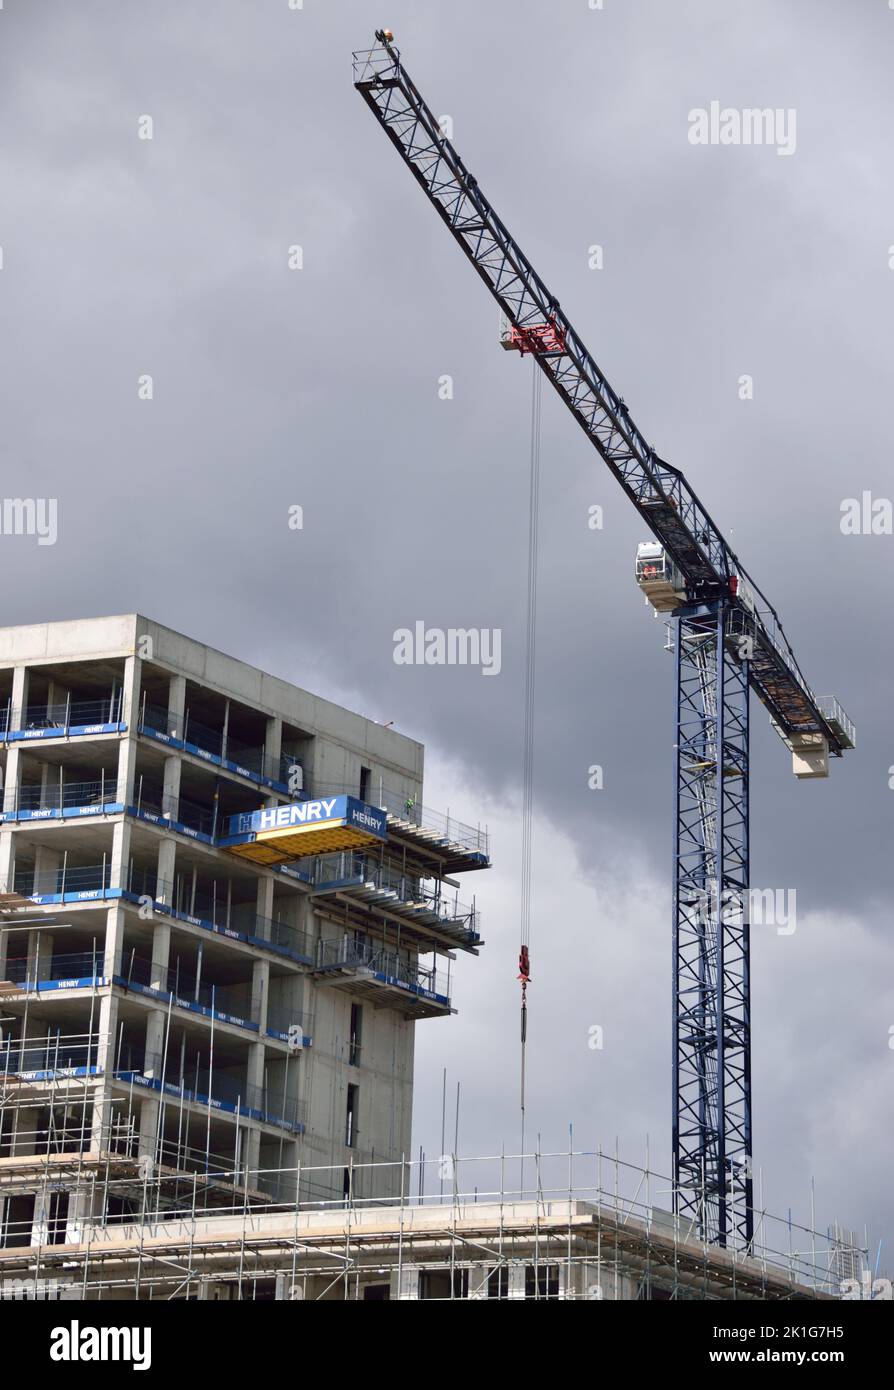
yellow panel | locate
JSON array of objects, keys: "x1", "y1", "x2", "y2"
[
  {"x1": 257, "y1": 826, "x2": 378, "y2": 857},
  {"x1": 222, "y1": 822, "x2": 378, "y2": 865}
]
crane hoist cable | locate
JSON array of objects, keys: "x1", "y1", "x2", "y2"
[{"x1": 519, "y1": 361, "x2": 542, "y2": 1127}]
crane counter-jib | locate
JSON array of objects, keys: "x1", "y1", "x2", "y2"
[{"x1": 353, "y1": 36, "x2": 853, "y2": 762}]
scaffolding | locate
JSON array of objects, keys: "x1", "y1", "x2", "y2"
[{"x1": 0, "y1": 1110, "x2": 867, "y2": 1300}]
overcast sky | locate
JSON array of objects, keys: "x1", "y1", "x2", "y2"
[{"x1": 1, "y1": 0, "x2": 892, "y2": 1268}]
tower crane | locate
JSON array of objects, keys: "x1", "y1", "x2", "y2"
[{"x1": 353, "y1": 30, "x2": 855, "y2": 1249}]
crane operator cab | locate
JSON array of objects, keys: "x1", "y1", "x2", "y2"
[{"x1": 635, "y1": 541, "x2": 687, "y2": 612}]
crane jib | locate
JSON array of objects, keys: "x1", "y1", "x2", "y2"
[{"x1": 354, "y1": 42, "x2": 851, "y2": 757}]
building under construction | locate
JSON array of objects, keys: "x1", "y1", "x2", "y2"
[{"x1": 0, "y1": 614, "x2": 490, "y2": 1291}]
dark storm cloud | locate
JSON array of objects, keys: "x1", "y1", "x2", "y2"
[{"x1": 1, "y1": 0, "x2": 891, "y2": 1254}]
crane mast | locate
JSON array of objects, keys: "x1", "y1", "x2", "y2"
[{"x1": 354, "y1": 32, "x2": 854, "y2": 1248}]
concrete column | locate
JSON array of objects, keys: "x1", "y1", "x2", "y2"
[
  {"x1": 89, "y1": 1082, "x2": 120, "y2": 1156},
  {"x1": 95, "y1": 991, "x2": 119, "y2": 1078},
  {"x1": 135, "y1": 1018, "x2": 165, "y2": 1164},
  {"x1": 119, "y1": 653, "x2": 142, "y2": 729},
  {"x1": 265, "y1": 716, "x2": 282, "y2": 772},
  {"x1": 247, "y1": 1040, "x2": 265, "y2": 1092},
  {"x1": 149, "y1": 923, "x2": 171, "y2": 993},
  {"x1": 138, "y1": 999, "x2": 170, "y2": 1161},
  {"x1": 252, "y1": 958, "x2": 270, "y2": 1031},
  {"x1": 136, "y1": 995, "x2": 169, "y2": 1167},
  {"x1": 144, "y1": 1008, "x2": 167, "y2": 1068},
  {"x1": 0, "y1": 829, "x2": 16, "y2": 894},
  {"x1": 33, "y1": 842, "x2": 61, "y2": 876},
  {"x1": 31, "y1": 1189, "x2": 57, "y2": 1246},
  {"x1": 138, "y1": 1097, "x2": 160, "y2": 1163},
  {"x1": 2, "y1": 745, "x2": 23, "y2": 814},
  {"x1": 26, "y1": 921, "x2": 53, "y2": 981},
  {"x1": 38, "y1": 757, "x2": 54, "y2": 805},
  {"x1": 156, "y1": 839, "x2": 176, "y2": 906},
  {"x1": 243, "y1": 1042, "x2": 267, "y2": 1178},
  {"x1": 162, "y1": 753, "x2": 181, "y2": 817},
  {"x1": 46, "y1": 678, "x2": 70, "y2": 727},
  {"x1": 243, "y1": 1122, "x2": 261, "y2": 1181},
  {"x1": 32, "y1": 844, "x2": 62, "y2": 907},
  {"x1": 110, "y1": 653, "x2": 142, "y2": 803},
  {"x1": 221, "y1": 699, "x2": 230, "y2": 763},
  {"x1": 116, "y1": 735, "x2": 138, "y2": 806},
  {"x1": 103, "y1": 903, "x2": 126, "y2": 977},
  {"x1": 264, "y1": 715, "x2": 282, "y2": 802},
  {"x1": 91, "y1": 991, "x2": 120, "y2": 1153},
  {"x1": 255, "y1": 877, "x2": 274, "y2": 939},
  {"x1": 167, "y1": 674, "x2": 186, "y2": 738},
  {"x1": 10, "y1": 666, "x2": 29, "y2": 731},
  {"x1": 65, "y1": 1181, "x2": 100, "y2": 1243},
  {"x1": 395, "y1": 1266, "x2": 420, "y2": 1300},
  {"x1": 109, "y1": 818, "x2": 131, "y2": 889}
]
